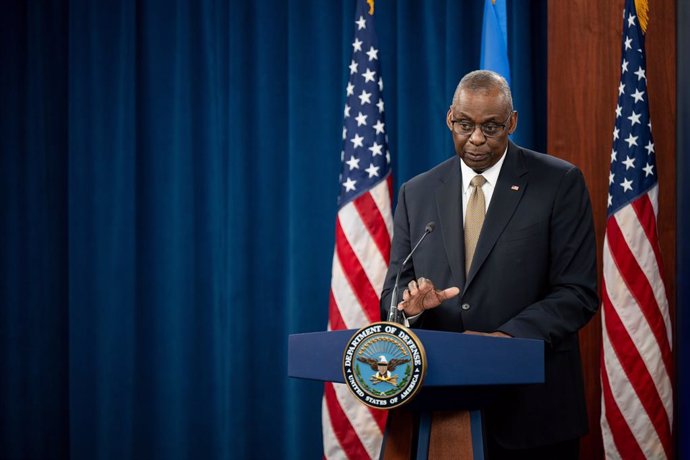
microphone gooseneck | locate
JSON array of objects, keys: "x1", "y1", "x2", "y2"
[{"x1": 387, "y1": 221, "x2": 436, "y2": 324}]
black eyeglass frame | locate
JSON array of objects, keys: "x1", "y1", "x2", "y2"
[{"x1": 450, "y1": 111, "x2": 514, "y2": 138}]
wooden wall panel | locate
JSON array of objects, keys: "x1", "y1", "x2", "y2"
[{"x1": 547, "y1": 1, "x2": 676, "y2": 458}]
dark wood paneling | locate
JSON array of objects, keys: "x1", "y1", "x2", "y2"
[{"x1": 547, "y1": 1, "x2": 676, "y2": 458}]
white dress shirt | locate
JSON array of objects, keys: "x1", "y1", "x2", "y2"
[{"x1": 459, "y1": 146, "x2": 508, "y2": 223}]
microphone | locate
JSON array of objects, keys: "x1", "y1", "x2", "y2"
[{"x1": 387, "y1": 221, "x2": 436, "y2": 323}]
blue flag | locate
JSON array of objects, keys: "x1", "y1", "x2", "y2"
[{"x1": 480, "y1": 0, "x2": 510, "y2": 85}]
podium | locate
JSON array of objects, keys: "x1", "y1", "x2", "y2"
[{"x1": 288, "y1": 328, "x2": 544, "y2": 460}]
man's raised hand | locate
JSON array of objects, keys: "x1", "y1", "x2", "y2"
[{"x1": 397, "y1": 277, "x2": 460, "y2": 317}]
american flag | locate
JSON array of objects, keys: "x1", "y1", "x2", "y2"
[
  {"x1": 600, "y1": 0, "x2": 673, "y2": 458},
  {"x1": 321, "y1": 0, "x2": 393, "y2": 458}
]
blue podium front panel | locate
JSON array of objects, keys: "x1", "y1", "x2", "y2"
[{"x1": 287, "y1": 328, "x2": 544, "y2": 387}]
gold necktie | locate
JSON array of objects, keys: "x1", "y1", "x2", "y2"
[{"x1": 465, "y1": 175, "x2": 487, "y2": 275}]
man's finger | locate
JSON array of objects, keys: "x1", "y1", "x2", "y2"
[
  {"x1": 408, "y1": 280, "x2": 418, "y2": 296},
  {"x1": 417, "y1": 277, "x2": 434, "y2": 290},
  {"x1": 437, "y1": 287, "x2": 460, "y2": 300}
]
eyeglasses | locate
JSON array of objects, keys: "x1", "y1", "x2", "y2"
[{"x1": 451, "y1": 112, "x2": 514, "y2": 137}]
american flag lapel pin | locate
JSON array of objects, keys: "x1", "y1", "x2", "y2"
[{"x1": 511, "y1": 185, "x2": 520, "y2": 191}]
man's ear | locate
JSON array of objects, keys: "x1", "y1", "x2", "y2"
[
  {"x1": 446, "y1": 108, "x2": 454, "y2": 131},
  {"x1": 508, "y1": 111, "x2": 519, "y2": 134}
]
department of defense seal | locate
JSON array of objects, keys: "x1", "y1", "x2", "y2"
[{"x1": 342, "y1": 321, "x2": 426, "y2": 409}]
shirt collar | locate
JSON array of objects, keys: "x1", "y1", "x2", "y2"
[{"x1": 460, "y1": 146, "x2": 509, "y2": 192}]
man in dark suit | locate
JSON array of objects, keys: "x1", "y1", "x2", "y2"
[{"x1": 380, "y1": 70, "x2": 598, "y2": 459}]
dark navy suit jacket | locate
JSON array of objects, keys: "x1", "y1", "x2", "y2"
[{"x1": 380, "y1": 142, "x2": 599, "y2": 449}]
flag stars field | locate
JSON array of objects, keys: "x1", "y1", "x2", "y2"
[
  {"x1": 337, "y1": 8, "x2": 391, "y2": 204},
  {"x1": 350, "y1": 134, "x2": 364, "y2": 148},
  {"x1": 362, "y1": 68, "x2": 376, "y2": 83},
  {"x1": 625, "y1": 36, "x2": 633, "y2": 50},
  {"x1": 365, "y1": 163, "x2": 379, "y2": 178},
  {"x1": 343, "y1": 177, "x2": 357, "y2": 192},
  {"x1": 628, "y1": 111, "x2": 641, "y2": 126},
  {"x1": 346, "y1": 156, "x2": 360, "y2": 170},
  {"x1": 355, "y1": 112, "x2": 368, "y2": 126},
  {"x1": 623, "y1": 156, "x2": 636, "y2": 170},
  {"x1": 356, "y1": 15, "x2": 366, "y2": 30},
  {"x1": 631, "y1": 88, "x2": 645, "y2": 103},
  {"x1": 349, "y1": 60, "x2": 358, "y2": 74},
  {"x1": 368, "y1": 142, "x2": 382, "y2": 156}
]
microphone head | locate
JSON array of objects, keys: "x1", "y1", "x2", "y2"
[{"x1": 425, "y1": 221, "x2": 436, "y2": 233}]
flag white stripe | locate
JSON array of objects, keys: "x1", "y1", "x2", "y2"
[
  {"x1": 339, "y1": 204, "x2": 389, "y2": 294},
  {"x1": 648, "y1": 184, "x2": 659, "y2": 217}
]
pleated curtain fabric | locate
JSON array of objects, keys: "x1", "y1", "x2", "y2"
[{"x1": 0, "y1": 1, "x2": 547, "y2": 457}]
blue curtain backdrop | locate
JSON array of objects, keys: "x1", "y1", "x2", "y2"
[{"x1": 0, "y1": 1, "x2": 545, "y2": 458}]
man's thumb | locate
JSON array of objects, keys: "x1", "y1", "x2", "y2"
[{"x1": 439, "y1": 287, "x2": 460, "y2": 300}]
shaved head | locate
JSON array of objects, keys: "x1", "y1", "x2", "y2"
[{"x1": 451, "y1": 70, "x2": 513, "y2": 114}]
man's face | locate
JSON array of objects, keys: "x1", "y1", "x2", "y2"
[{"x1": 446, "y1": 88, "x2": 518, "y2": 173}]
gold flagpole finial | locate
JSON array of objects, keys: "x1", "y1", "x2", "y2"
[
  {"x1": 634, "y1": 0, "x2": 649, "y2": 33},
  {"x1": 367, "y1": 0, "x2": 374, "y2": 15}
]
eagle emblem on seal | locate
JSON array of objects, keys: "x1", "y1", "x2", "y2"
[{"x1": 357, "y1": 355, "x2": 410, "y2": 386}]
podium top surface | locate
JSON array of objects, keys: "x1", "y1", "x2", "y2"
[{"x1": 287, "y1": 328, "x2": 544, "y2": 386}]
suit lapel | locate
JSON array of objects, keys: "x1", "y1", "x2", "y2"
[
  {"x1": 435, "y1": 156, "x2": 465, "y2": 288},
  {"x1": 465, "y1": 143, "x2": 528, "y2": 289}
]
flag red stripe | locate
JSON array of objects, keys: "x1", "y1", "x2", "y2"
[
  {"x1": 353, "y1": 192, "x2": 391, "y2": 263},
  {"x1": 366, "y1": 406, "x2": 387, "y2": 432},
  {"x1": 601, "y1": 276, "x2": 673, "y2": 457},
  {"x1": 335, "y1": 218, "x2": 381, "y2": 324},
  {"x1": 324, "y1": 382, "x2": 370, "y2": 459},
  {"x1": 631, "y1": 194, "x2": 668, "y2": 283},
  {"x1": 600, "y1": 343, "x2": 648, "y2": 460},
  {"x1": 606, "y1": 216, "x2": 673, "y2": 373},
  {"x1": 329, "y1": 290, "x2": 347, "y2": 331}
]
